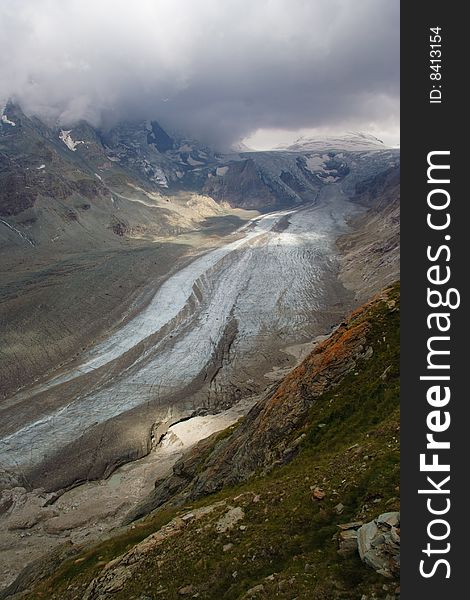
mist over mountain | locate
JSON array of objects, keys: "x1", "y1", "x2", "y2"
[{"x1": 0, "y1": 0, "x2": 399, "y2": 149}]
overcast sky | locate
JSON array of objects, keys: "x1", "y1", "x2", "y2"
[{"x1": 0, "y1": 0, "x2": 399, "y2": 150}]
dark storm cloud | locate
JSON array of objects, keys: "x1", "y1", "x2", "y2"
[{"x1": 0, "y1": 0, "x2": 399, "y2": 149}]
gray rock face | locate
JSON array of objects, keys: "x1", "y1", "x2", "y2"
[
  {"x1": 337, "y1": 527, "x2": 360, "y2": 556},
  {"x1": 337, "y1": 512, "x2": 400, "y2": 577},
  {"x1": 356, "y1": 512, "x2": 400, "y2": 578},
  {"x1": 377, "y1": 511, "x2": 400, "y2": 527}
]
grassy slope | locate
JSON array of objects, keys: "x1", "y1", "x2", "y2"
[{"x1": 25, "y1": 285, "x2": 400, "y2": 600}]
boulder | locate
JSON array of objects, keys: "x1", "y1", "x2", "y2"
[
  {"x1": 377, "y1": 512, "x2": 400, "y2": 527},
  {"x1": 215, "y1": 506, "x2": 245, "y2": 533},
  {"x1": 338, "y1": 528, "x2": 359, "y2": 556},
  {"x1": 178, "y1": 585, "x2": 195, "y2": 596},
  {"x1": 311, "y1": 487, "x2": 326, "y2": 500},
  {"x1": 245, "y1": 584, "x2": 265, "y2": 597},
  {"x1": 357, "y1": 512, "x2": 400, "y2": 578}
]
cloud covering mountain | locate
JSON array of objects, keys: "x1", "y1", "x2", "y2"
[{"x1": 0, "y1": 0, "x2": 399, "y2": 149}]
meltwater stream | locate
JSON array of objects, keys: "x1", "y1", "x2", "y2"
[{"x1": 0, "y1": 190, "x2": 359, "y2": 471}]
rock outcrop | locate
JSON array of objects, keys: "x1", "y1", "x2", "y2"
[
  {"x1": 203, "y1": 158, "x2": 287, "y2": 210},
  {"x1": 357, "y1": 512, "x2": 400, "y2": 578},
  {"x1": 338, "y1": 512, "x2": 400, "y2": 579}
]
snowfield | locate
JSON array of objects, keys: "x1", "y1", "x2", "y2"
[
  {"x1": 1, "y1": 114, "x2": 16, "y2": 127},
  {"x1": 59, "y1": 129, "x2": 84, "y2": 151}
]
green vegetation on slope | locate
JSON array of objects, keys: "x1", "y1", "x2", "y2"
[{"x1": 25, "y1": 285, "x2": 400, "y2": 600}]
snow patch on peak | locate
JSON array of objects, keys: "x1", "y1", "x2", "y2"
[
  {"x1": 186, "y1": 155, "x2": 205, "y2": 167},
  {"x1": 59, "y1": 129, "x2": 84, "y2": 151},
  {"x1": 1, "y1": 104, "x2": 16, "y2": 127},
  {"x1": 152, "y1": 167, "x2": 168, "y2": 187}
]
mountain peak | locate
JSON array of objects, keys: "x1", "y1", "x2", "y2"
[{"x1": 147, "y1": 120, "x2": 174, "y2": 153}]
